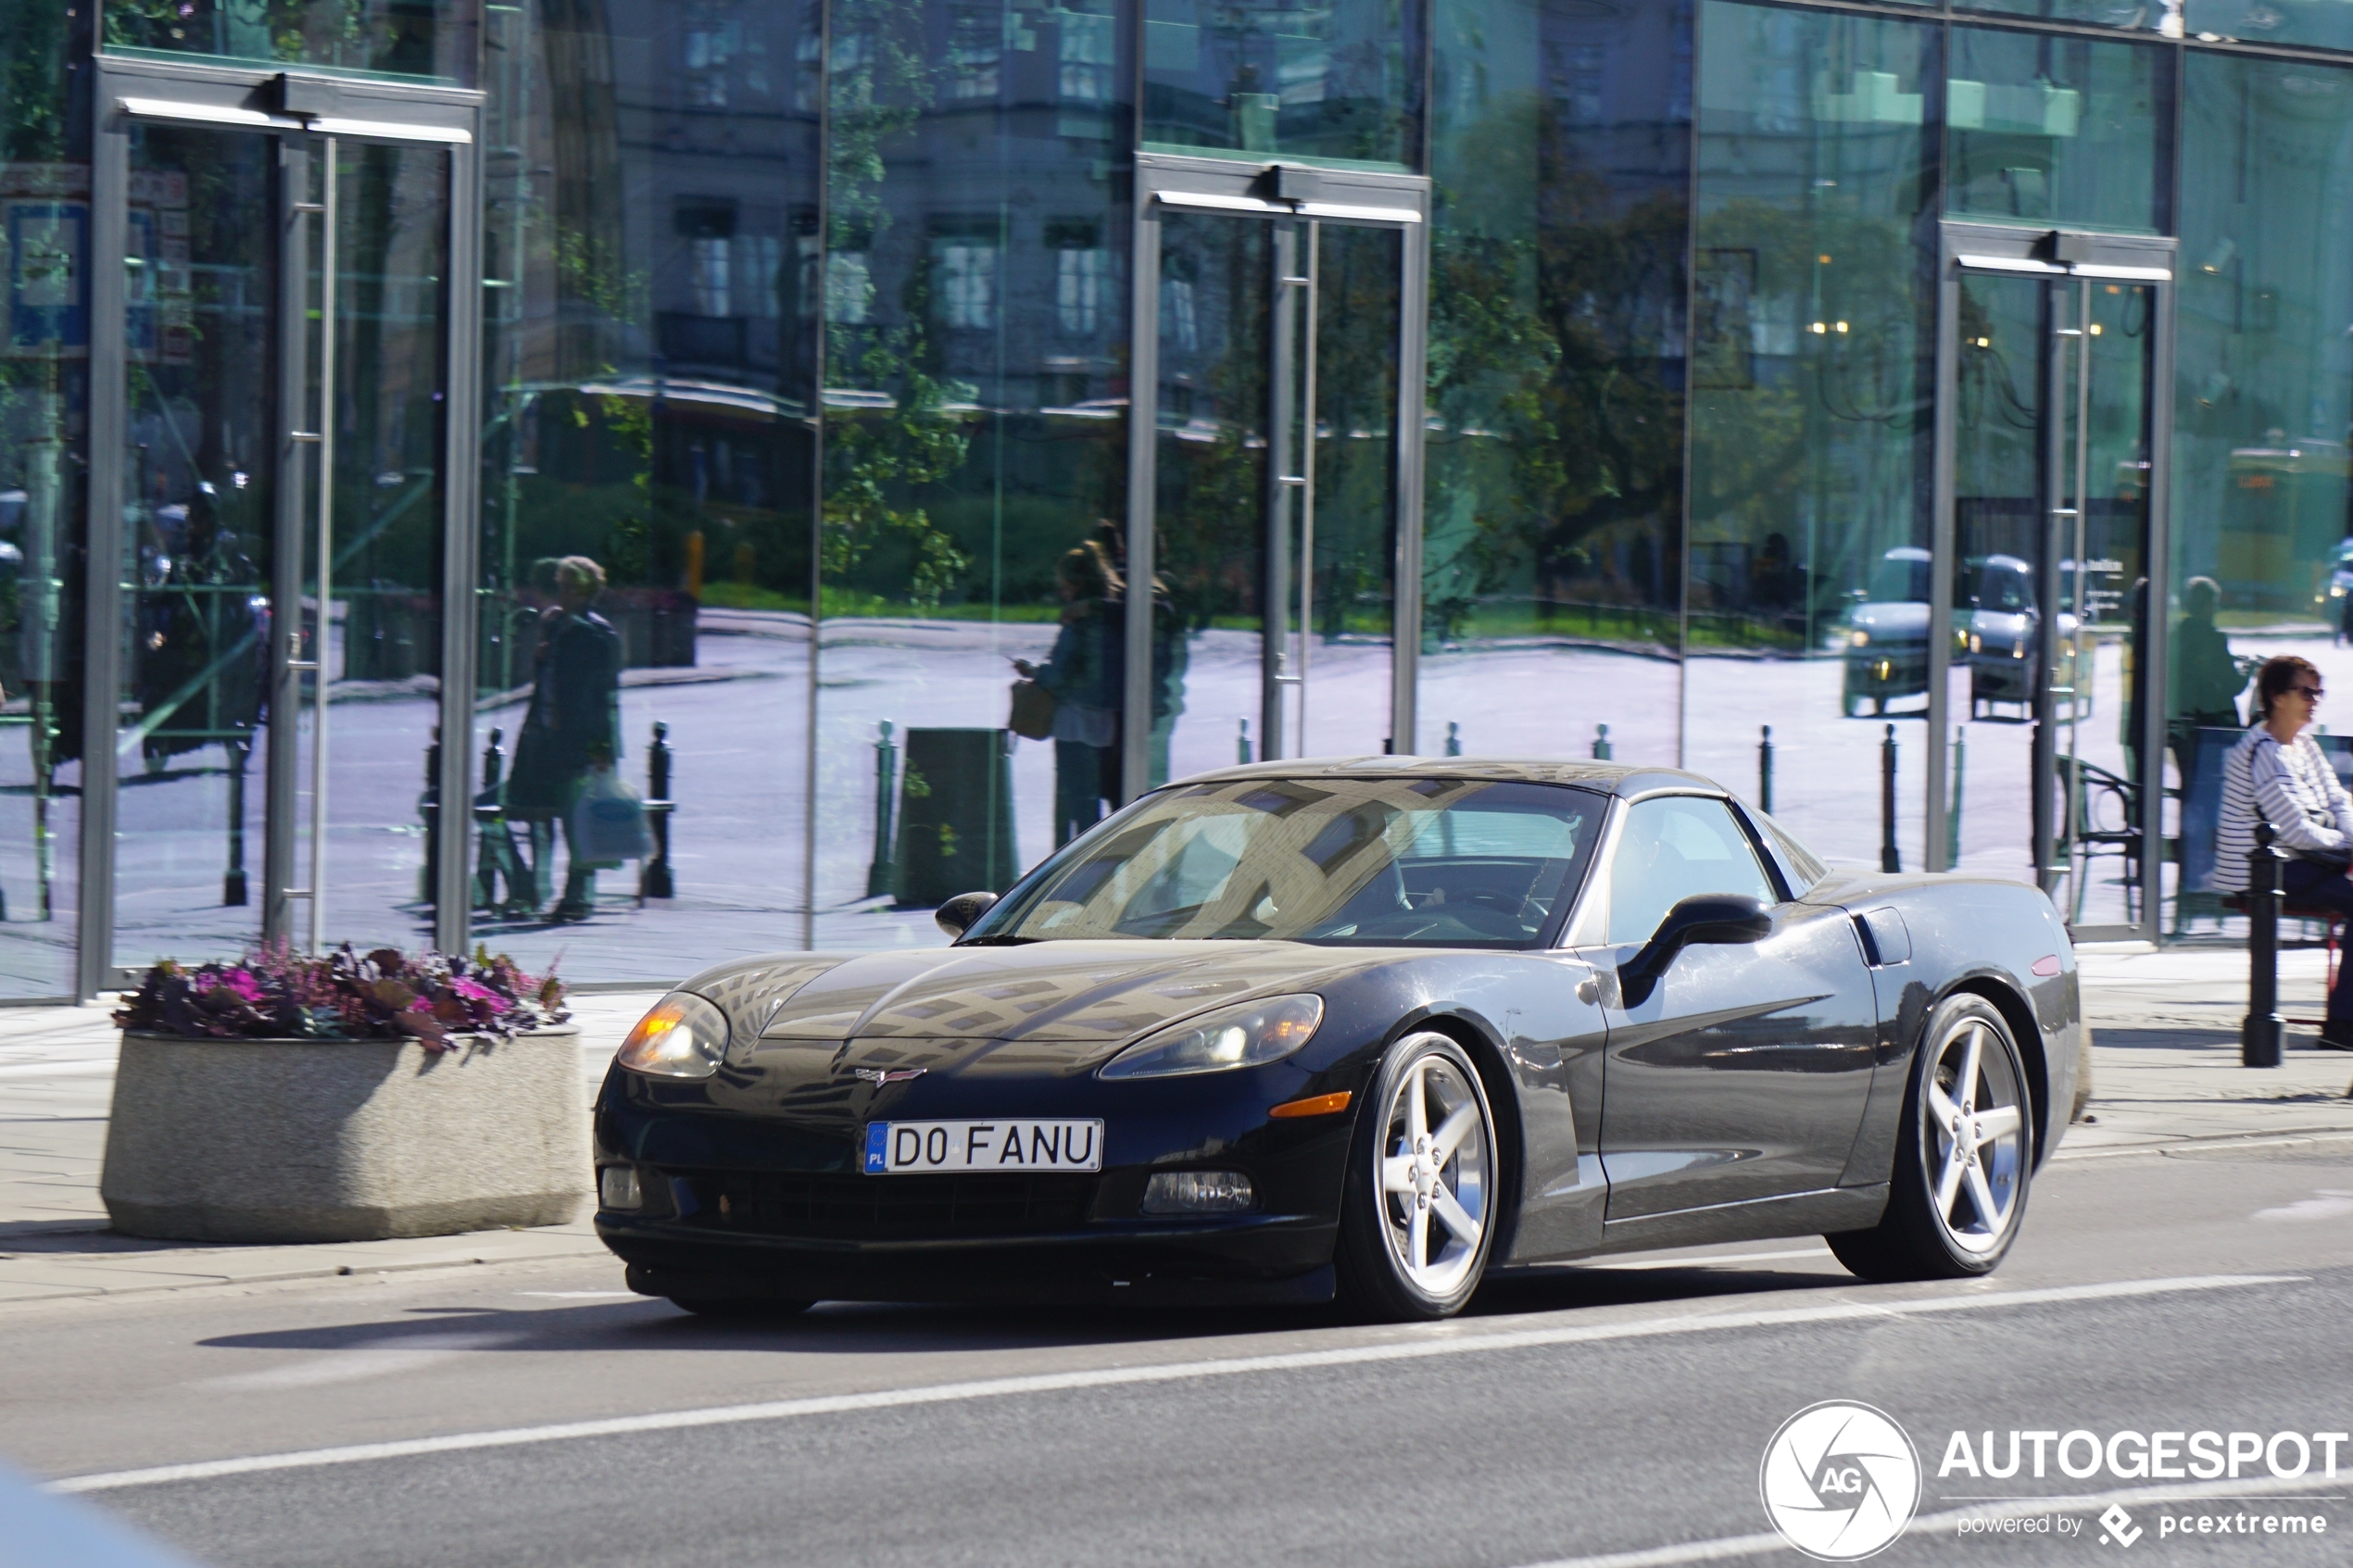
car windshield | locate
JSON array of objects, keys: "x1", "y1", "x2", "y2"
[
  {"x1": 1866, "y1": 552, "x2": 1931, "y2": 605},
  {"x1": 1975, "y1": 560, "x2": 2032, "y2": 612},
  {"x1": 972, "y1": 777, "x2": 1605, "y2": 948}
]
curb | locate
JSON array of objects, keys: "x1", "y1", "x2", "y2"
[
  {"x1": 2052, "y1": 1126, "x2": 2353, "y2": 1162},
  {"x1": 0, "y1": 1231, "x2": 612, "y2": 1308}
]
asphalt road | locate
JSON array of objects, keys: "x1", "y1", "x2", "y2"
[{"x1": 8, "y1": 1142, "x2": 2353, "y2": 1568}]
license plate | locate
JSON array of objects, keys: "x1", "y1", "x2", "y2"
[{"x1": 864, "y1": 1119, "x2": 1103, "y2": 1174}]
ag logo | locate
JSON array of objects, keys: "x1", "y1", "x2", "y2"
[{"x1": 1759, "y1": 1401, "x2": 1922, "y2": 1561}]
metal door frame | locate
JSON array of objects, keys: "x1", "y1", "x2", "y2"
[
  {"x1": 81, "y1": 56, "x2": 482, "y2": 994},
  {"x1": 1929, "y1": 221, "x2": 2174, "y2": 943},
  {"x1": 1121, "y1": 153, "x2": 1429, "y2": 801}
]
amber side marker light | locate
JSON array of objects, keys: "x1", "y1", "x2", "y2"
[{"x1": 1268, "y1": 1091, "x2": 1353, "y2": 1119}]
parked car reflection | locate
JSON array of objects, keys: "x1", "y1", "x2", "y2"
[
  {"x1": 1842, "y1": 546, "x2": 1932, "y2": 717},
  {"x1": 1964, "y1": 554, "x2": 2084, "y2": 721}
]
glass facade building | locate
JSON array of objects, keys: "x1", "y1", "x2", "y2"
[{"x1": 4, "y1": 0, "x2": 2353, "y2": 993}]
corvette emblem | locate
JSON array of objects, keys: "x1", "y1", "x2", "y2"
[{"x1": 851, "y1": 1067, "x2": 926, "y2": 1085}]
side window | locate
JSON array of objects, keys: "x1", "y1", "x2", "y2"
[{"x1": 1606, "y1": 796, "x2": 1780, "y2": 945}]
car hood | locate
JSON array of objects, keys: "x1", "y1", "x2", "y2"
[
  {"x1": 682, "y1": 941, "x2": 1387, "y2": 1075},
  {"x1": 1851, "y1": 601, "x2": 1929, "y2": 640}
]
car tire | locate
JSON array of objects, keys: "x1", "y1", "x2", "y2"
[
  {"x1": 666, "y1": 1296, "x2": 815, "y2": 1320},
  {"x1": 1829, "y1": 994, "x2": 2034, "y2": 1283},
  {"x1": 1335, "y1": 1032, "x2": 1501, "y2": 1322}
]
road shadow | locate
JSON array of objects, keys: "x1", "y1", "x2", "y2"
[{"x1": 188, "y1": 1256, "x2": 1859, "y2": 1360}]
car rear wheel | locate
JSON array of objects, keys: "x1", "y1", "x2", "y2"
[
  {"x1": 1828, "y1": 994, "x2": 2033, "y2": 1282},
  {"x1": 1336, "y1": 1033, "x2": 1499, "y2": 1321}
]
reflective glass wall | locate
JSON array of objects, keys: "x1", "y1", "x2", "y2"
[
  {"x1": 1685, "y1": 4, "x2": 1938, "y2": 872},
  {"x1": 813, "y1": 0, "x2": 1132, "y2": 948},
  {"x1": 0, "y1": 0, "x2": 84, "y2": 994},
  {"x1": 2171, "y1": 49, "x2": 2353, "y2": 930},
  {"x1": 1423, "y1": 0, "x2": 1690, "y2": 769},
  {"x1": 466, "y1": 0, "x2": 820, "y2": 978}
]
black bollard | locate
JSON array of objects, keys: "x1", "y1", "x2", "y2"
[
  {"x1": 865, "y1": 721, "x2": 898, "y2": 898},
  {"x1": 2243, "y1": 818, "x2": 2284, "y2": 1067},
  {"x1": 1592, "y1": 722, "x2": 1613, "y2": 761},
  {"x1": 223, "y1": 737, "x2": 249, "y2": 906},
  {"x1": 1446, "y1": 721, "x2": 1462, "y2": 758},
  {"x1": 1758, "y1": 724, "x2": 1775, "y2": 815},
  {"x1": 1880, "y1": 723, "x2": 1901, "y2": 873},
  {"x1": 642, "y1": 721, "x2": 676, "y2": 900},
  {"x1": 474, "y1": 727, "x2": 523, "y2": 910},
  {"x1": 1238, "y1": 719, "x2": 1252, "y2": 765},
  {"x1": 419, "y1": 725, "x2": 441, "y2": 908}
]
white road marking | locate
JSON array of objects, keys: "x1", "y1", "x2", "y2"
[
  {"x1": 50, "y1": 1273, "x2": 2295, "y2": 1494},
  {"x1": 1587, "y1": 1248, "x2": 1832, "y2": 1272},
  {"x1": 1505, "y1": 1473, "x2": 2353, "y2": 1567},
  {"x1": 2254, "y1": 1188, "x2": 2353, "y2": 1223}
]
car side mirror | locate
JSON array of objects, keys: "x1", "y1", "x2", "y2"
[
  {"x1": 1618, "y1": 894, "x2": 1773, "y2": 1007},
  {"x1": 936, "y1": 890, "x2": 999, "y2": 939}
]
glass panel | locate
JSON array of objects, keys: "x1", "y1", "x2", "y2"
[
  {"x1": 2171, "y1": 51, "x2": 2353, "y2": 936},
  {"x1": 1957, "y1": 0, "x2": 2158, "y2": 31},
  {"x1": 1947, "y1": 27, "x2": 2168, "y2": 235},
  {"x1": 472, "y1": 0, "x2": 821, "y2": 971},
  {"x1": 2057, "y1": 281, "x2": 2155, "y2": 928},
  {"x1": 1684, "y1": 1, "x2": 1938, "y2": 873},
  {"x1": 1606, "y1": 795, "x2": 1777, "y2": 945},
  {"x1": 1946, "y1": 273, "x2": 2043, "y2": 889},
  {"x1": 0, "y1": 6, "x2": 85, "y2": 995},
  {"x1": 321, "y1": 137, "x2": 447, "y2": 948},
  {"x1": 815, "y1": 0, "x2": 1132, "y2": 946},
  {"x1": 2186, "y1": 0, "x2": 2353, "y2": 52},
  {"x1": 114, "y1": 126, "x2": 274, "y2": 966},
  {"x1": 1301, "y1": 220, "x2": 1398, "y2": 759},
  {"x1": 1143, "y1": 0, "x2": 1422, "y2": 169},
  {"x1": 1422, "y1": 0, "x2": 1690, "y2": 767},
  {"x1": 102, "y1": 0, "x2": 479, "y2": 84},
  {"x1": 1157, "y1": 208, "x2": 1271, "y2": 783}
]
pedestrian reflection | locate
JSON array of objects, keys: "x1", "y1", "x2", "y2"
[
  {"x1": 506, "y1": 556, "x2": 623, "y2": 920},
  {"x1": 1013, "y1": 542, "x2": 1124, "y2": 847}
]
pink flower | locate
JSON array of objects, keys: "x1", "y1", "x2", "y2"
[
  {"x1": 449, "y1": 976, "x2": 510, "y2": 1010},
  {"x1": 221, "y1": 968, "x2": 264, "y2": 1003}
]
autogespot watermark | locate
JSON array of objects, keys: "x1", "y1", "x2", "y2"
[
  {"x1": 1761, "y1": 1407, "x2": 2348, "y2": 1557},
  {"x1": 1759, "y1": 1401, "x2": 1923, "y2": 1561}
]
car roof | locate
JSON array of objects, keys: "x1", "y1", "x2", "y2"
[{"x1": 1164, "y1": 756, "x2": 1721, "y2": 799}]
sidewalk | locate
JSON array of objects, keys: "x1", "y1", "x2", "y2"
[{"x1": 2, "y1": 953, "x2": 2349, "y2": 1308}]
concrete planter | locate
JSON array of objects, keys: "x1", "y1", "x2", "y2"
[{"x1": 100, "y1": 1026, "x2": 589, "y2": 1243}]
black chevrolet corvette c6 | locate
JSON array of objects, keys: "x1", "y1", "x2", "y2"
[{"x1": 593, "y1": 759, "x2": 2082, "y2": 1322}]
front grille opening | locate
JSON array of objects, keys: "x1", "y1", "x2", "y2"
[{"x1": 671, "y1": 1169, "x2": 1098, "y2": 1238}]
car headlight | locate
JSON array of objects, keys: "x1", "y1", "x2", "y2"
[
  {"x1": 1969, "y1": 633, "x2": 1982, "y2": 653},
  {"x1": 617, "y1": 991, "x2": 730, "y2": 1078},
  {"x1": 1850, "y1": 629, "x2": 1869, "y2": 647},
  {"x1": 1099, "y1": 995, "x2": 1325, "y2": 1080}
]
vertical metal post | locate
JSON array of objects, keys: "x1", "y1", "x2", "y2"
[
  {"x1": 1757, "y1": 724, "x2": 1774, "y2": 814},
  {"x1": 475, "y1": 726, "x2": 507, "y2": 909},
  {"x1": 1236, "y1": 718, "x2": 1252, "y2": 765},
  {"x1": 1295, "y1": 222, "x2": 1318, "y2": 756},
  {"x1": 1592, "y1": 723, "x2": 1612, "y2": 760},
  {"x1": 435, "y1": 119, "x2": 487, "y2": 953},
  {"x1": 2243, "y1": 819, "x2": 2283, "y2": 1067},
  {"x1": 1121, "y1": 194, "x2": 1161, "y2": 806},
  {"x1": 1264, "y1": 219, "x2": 1300, "y2": 761},
  {"x1": 1390, "y1": 202, "x2": 1431, "y2": 759},
  {"x1": 308, "y1": 136, "x2": 337, "y2": 953},
  {"x1": 418, "y1": 725, "x2": 439, "y2": 907},
  {"x1": 78, "y1": 116, "x2": 130, "y2": 994},
  {"x1": 223, "y1": 741, "x2": 249, "y2": 906},
  {"x1": 1445, "y1": 721, "x2": 1461, "y2": 758},
  {"x1": 1881, "y1": 723, "x2": 1902, "y2": 873},
  {"x1": 2032, "y1": 280, "x2": 2068, "y2": 897},
  {"x1": 1926, "y1": 241, "x2": 1960, "y2": 875},
  {"x1": 266, "y1": 136, "x2": 312, "y2": 947}
]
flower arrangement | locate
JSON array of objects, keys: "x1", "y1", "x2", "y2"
[{"x1": 114, "y1": 944, "x2": 569, "y2": 1049}]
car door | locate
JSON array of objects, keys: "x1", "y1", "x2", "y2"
[{"x1": 1585, "y1": 793, "x2": 1879, "y2": 1221}]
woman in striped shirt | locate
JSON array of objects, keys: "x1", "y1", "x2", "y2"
[{"x1": 2215, "y1": 654, "x2": 2353, "y2": 1048}]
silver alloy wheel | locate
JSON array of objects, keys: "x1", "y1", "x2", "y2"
[
  {"x1": 1923, "y1": 1013, "x2": 2028, "y2": 1256},
  {"x1": 1376, "y1": 1046, "x2": 1492, "y2": 1297}
]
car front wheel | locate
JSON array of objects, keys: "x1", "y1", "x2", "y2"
[
  {"x1": 1828, "y1": 994, "x2": 2034, "y2": 1282},
  {"x1": 1335, "y1": 1032, "x2": 1500, "y2": 1321}
]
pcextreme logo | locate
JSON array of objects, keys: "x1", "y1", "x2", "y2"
[{"x1": 1760, "y1": 1401, "x2": 1924, "y2": 1562}]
